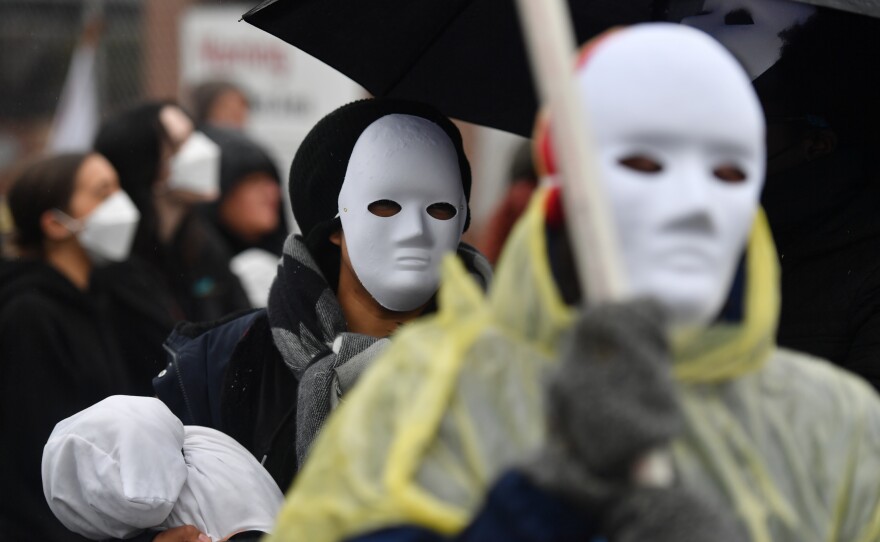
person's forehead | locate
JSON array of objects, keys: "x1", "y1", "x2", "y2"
[
  {"x1": 341, "y1": 156, "x2": 462, "y2": 199},
  {"x1": 343, "y1": 115, "x2": 462, "y2": 198},
  {"x1": 354, "y1": 114, "x2": 452, "y2": 153},
  {"x1": 579, "y1": 28, "x2": 763, "y2": 145},
  {"x1": 76, "y1": 154, "x2": 118, "y2": 188}
]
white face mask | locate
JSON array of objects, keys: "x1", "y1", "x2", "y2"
[
  {"x1": 681, "y1": 0, "x2": 815, "y2": 79},
  {"x1": 338, "y1": 114, "x2": 467, "y2": 312},
  {"x1": 168, "y1": 131, "x2": 221, "y2": 198},
  {"x1": 54, "y1": 190, "x2": 141, "y2": 264},
  {"x1": 578, "y1": 24, "x2": 766, "y2": 326}
]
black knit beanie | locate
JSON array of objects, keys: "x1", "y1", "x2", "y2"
[{"x1": 289, "y1": 98, "x2": 472, "y2": 286}]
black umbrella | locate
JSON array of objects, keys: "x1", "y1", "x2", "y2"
[
  {"x1": 242, "y1": 0, "x2": 879, "y2": 137},
  {"x1": 242, "y1": 0, "x2": 660, "y2": 137},
  {"x1": 242, "y1": 0, "x2": 880, "y2": 301},
  {"x1": 795, "y1": 0, "x2": 880, "y2": 17}
]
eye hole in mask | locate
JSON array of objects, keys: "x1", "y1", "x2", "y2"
[
  {"x1": 619, "y1": 155, "x2": 664, "y2": 174},
  {"x1": 713, "y1": 164, "x2": 748, "y2": 183},
  {"x1": 426, "y1": 202, "x2": 457, "y2": 220},
  {"x1": 724, "y1": 8, "x2": 755, "y2": 25},
  {"x1": 368, "y1": 199, "x2": 402, "y2": 217}
]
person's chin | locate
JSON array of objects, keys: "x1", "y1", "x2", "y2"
[
  {"x1": 385, "y1": 272, "x2": 437, "y2": 292},
  {"x1": 644, "y1": 279, "x2": 722, "y2": 327}
]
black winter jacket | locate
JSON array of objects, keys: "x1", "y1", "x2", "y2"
[
  {"x1": 90, "y1": 258, "x2": 177, "y2": 395},
  {"x1": 0, "y1": 261, "x2": 142, "y2": 541},
  {"x1": 141, "y1": 211, "x2": 252, "y2": 323},
  {"x1": 155, "y1": 309, "x2": 299, "y2": 491},
  {"x1": 154, "y1": 242, "x2": 492, "y2": 493}
]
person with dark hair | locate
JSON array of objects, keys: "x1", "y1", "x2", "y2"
[
  {"x1": 268, "y1": 24, "x2": 880, "y2": 542},
  {"x1": 150, "y1": 98, "x2": 491, "y2": 496},
  {"x1": 189, "y1": 80, "x2": 251, "y2": 130},
  {"x1": 199, "y1": 126, "x2": 288, "y2": 307},
  {"x1": 44, "y1": 96, "x2": 490, "y2": 541},
  {"x1": 45, "y1": 99, "x2": 490, "y2": 537},
  {"x1": 753, "y1": 8, "x2": 880, "y2": 389},
  {"x1": 0, "y1": 152, "x2": 148, "y2": 541},
  {"x1": 93, "y1": 101, "x2": 251, "y2": 322},
  {"x1": 683, "y1": 2, "x2": 880, "y2": 390}
]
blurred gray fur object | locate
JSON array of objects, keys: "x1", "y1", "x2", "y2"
[{"x1": 523, "y1": 300, "x2": 746, "y2": 541}]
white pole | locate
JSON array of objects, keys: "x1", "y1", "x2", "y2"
[{"x1": 514, "y1": 0, "x2": 628, "y2": 304}]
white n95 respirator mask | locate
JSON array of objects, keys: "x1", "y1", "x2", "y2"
[
  {"x1": 54, "y1": 190, "x2": 141, "y2": 264},
  {"x1": 337, "y1": 114, "x2": 467, "y2": 312},
  {"x1": 577, "y1": 24, "x2": 766, "y2": 326},
  {"x1": 168, "y1": 131, "x2": 221, "y2": 199}
]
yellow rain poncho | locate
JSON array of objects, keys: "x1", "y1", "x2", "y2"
[{"x1": 269, "y1": 187, "x2": 880, "y2": 542}]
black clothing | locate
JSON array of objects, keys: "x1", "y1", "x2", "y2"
[
  {"x1": 155, "y1": 309, "x2": 298, "y2": 491},
  {"x1": 289, "y1": 99, "x2": 474, "y2": 291},
  {"x1": 0, "y1": 260, "x2": 139, "y2": 541},
  {"x1": 155, "y1": 239, "x2": 491, "y2": 493},
  {"x1": 152, "y1": 212, "x2": 252, "y2": 322},
  {"x1": 266, "y1": 235, "x2": 390, "y2": 466},
  {"x1": 350, "y1": 471, "x2": 598, "y2": 542},
  {"x1": 90, "y1": 258, "x2": 177, "y2": 395},
  {"x1": 200, "y1": 125, "x2": 287, "y2": 258},
  {"x1": 763, "y1": 145, "x2": 880, "y2": 390},
  {"x1": 213, "y1": 217, "x2": 286, "y2": 258}
]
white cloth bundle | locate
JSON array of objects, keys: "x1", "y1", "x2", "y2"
[{"x1": 42, "y1": 396, "x2": 283, "y2": 540}]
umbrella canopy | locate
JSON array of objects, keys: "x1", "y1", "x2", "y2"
[
  {"x1": 243, "y1": 0, "x2": 879, "y2": 136},
  {"x1": 243, "y1": 0, "x2": 658, "y2": 136},
  {"x1": 795, "y1": 0, "x2": 880, "y2": 17}
]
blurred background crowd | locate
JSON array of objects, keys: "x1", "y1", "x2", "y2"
[
  {"x1": 4, "y1": 1, "x2": 880, "y2": 540},
  {"x1": 0, "y1": 0, "x2": 530, "y2": 263}
]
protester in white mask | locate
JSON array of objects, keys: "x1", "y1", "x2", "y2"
[
  {"x1": 267, "y1": 24, "x2": 880, "y2": 542},
  {"x1": 0, "y1": 153, "x2": 165, "y2": 542},
  {"x1": 336, "y1": 113, "x2": 469, "y2": 314},
  {"x1": 688, "y1": 4, "x2": 880, "y2": 390},
  {"x1": 576, "y1": 20, "x2": 765, "y2": 327},
  {"x1": 94, "y1": 101, "x2": 250, "y2": 322},
  {"x1": 42, "y1": 99, "x2": 491, "y2": 542},
  {"x1": 152, "y1": 98, "x2": 490, "y2": 492}
]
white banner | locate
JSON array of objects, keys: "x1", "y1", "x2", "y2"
[{"x1": 180, "y1": 5, "x2": 366, "y2": 231}]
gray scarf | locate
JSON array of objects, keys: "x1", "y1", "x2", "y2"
[{"x1": 266, "y1": 235, "x2": 492, "y2": 467}]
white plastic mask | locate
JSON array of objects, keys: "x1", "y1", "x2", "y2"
[
  {"x1": 681, "y1": 0, "x2": 815, "y2": 79},
  {"x1": 577, "y1": 24, "x2": 766, "y2": 326},
  {"x1": 54, "y1": 190, "x2": 141, "y2": 264},
  {"x1": 338, "y1": 114, "x2": 467, "y2": 312},
  {"x1": 168, "y1": 131, "x2": 221, "y2": 198}
]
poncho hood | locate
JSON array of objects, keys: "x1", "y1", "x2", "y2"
[{"x1": 486, "y1": 186, "x2": 780, "y2": 383}]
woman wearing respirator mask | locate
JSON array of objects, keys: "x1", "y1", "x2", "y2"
[
  {"x1": 94, "y1": 101, "x2": 250, "y2": 322},
  {"x1": 0, "y1": 152, "x2": 155, "y2": 542}
]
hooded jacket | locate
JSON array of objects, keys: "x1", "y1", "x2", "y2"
[
  {"x1": 200, "y1": 126, "x2": 288, "y2": 258},
  {"x1": 154, "y1": 236, "x2": 492, "y2": 493},
  {"x1": 268, "y1": 187, "x2": 880, "y2": 542},
  {"x1": 160, "y1": 211, "x2": 253, "y2": 322},
  {"x1": 762, "y1": 144, "x2": 880, "y2": 390},
  {"x1": 0, "y1": 260, "x2": 137, "y2": 542}
]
